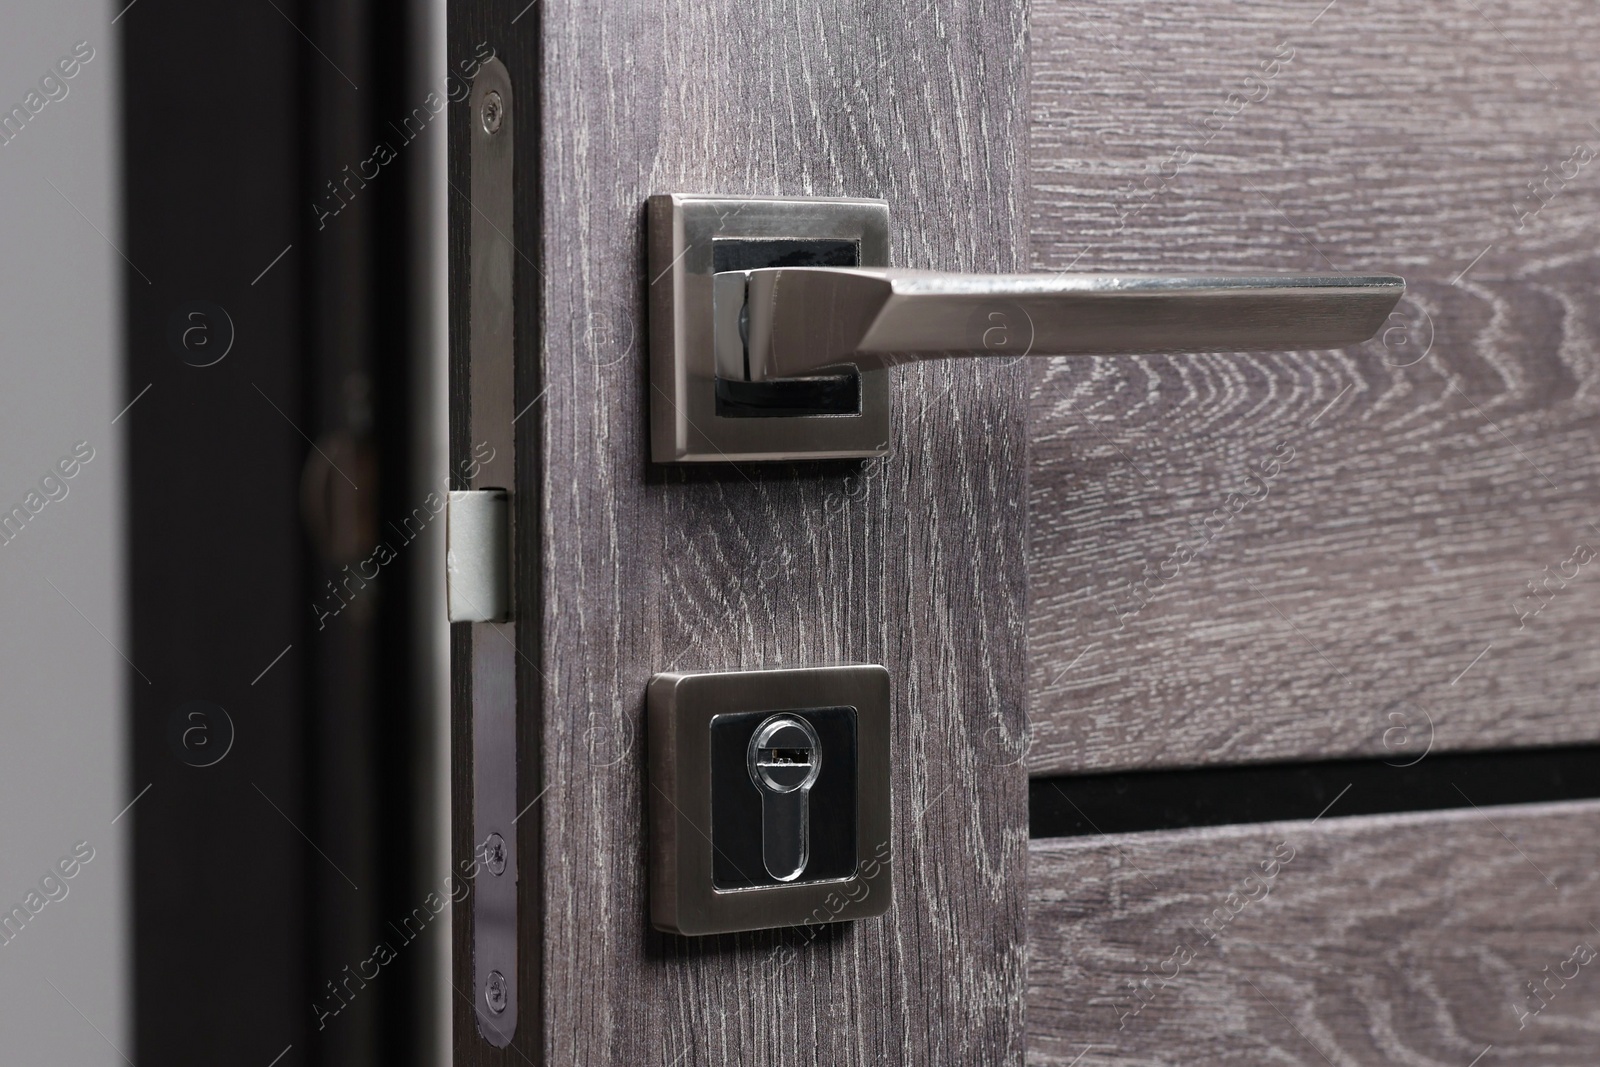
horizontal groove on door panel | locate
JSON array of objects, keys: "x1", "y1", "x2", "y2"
[
  {"x1": 1030, "y1": 744, "x2": 1600, "y2": 838},
  {"x1": 1027, "y1": 801, "x2": 1600, "y2": 1065}
]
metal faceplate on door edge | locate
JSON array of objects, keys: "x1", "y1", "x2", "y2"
[
  {"x1": 647, "y1": 194, "x2": 892, "y2": 462},
  {"x1": 466, "y1": 57, "x2": 517, "y2": 1049}
]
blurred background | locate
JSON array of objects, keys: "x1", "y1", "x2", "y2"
[{"x1": 0, "y1": 0, "x2": 451, "y2": 1063}]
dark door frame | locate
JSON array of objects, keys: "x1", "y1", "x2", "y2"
[{"x1": 123, "y1": 0, "x2": 442, "y2": 1062}]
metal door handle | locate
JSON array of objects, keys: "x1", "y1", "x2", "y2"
[
  {"x1": 649, "y1": 194, "x2": 1404, "y2": 462},
  {"x1": 722, "y1": 267, "x2": 1406, "y2": 382}
]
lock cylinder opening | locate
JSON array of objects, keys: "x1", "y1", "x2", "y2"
[
  {"x1": 706, "y1": 706, "x2": 856, "y2": 891},
  {"x1": 747, "y1": 716, "x2": 822, "y2": 881}
]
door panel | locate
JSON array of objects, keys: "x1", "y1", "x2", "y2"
[
  {"x1": 1027, "y1": 801, "x2": 1600, "y2": 1065},
  {"x1": 448, "y1": 1, "x2": 1032, "y2": 1063},
  {"x1": 451, "y1": 0, "x2": 1600, "y2": 1063},
  {"x1": 1025, "y1": 0, "x2": 1600, "y2": 774}
]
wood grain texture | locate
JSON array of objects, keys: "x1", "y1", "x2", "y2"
[
  {"x1": 450, "y1": 0, "x2": 1032, "y2": 1063},
  {"x1": 1025, "y1": 0, "x2": 1600, "y2": 774},
  {"x1": 1027, "y1": 800, "x2": 1600, "y2": 1065}
]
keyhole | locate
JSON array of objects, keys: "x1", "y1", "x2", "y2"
[{"x1": 747, "y1": 716, "x2": 821, "y2": 881}]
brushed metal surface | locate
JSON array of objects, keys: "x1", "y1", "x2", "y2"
[
  {"x1": 446, "y1": 490, "x2": 510, "y2": 623},
  {"x1": 646, "y1": 194, "x2": 892, "y2": 462},
  {"x1": 647, "y1": 665, "x2": 892, "y2": 937},
  {"x1": 741, "y1": 267, "x2": 1405, "y2": 380},
  {"x1": 466, "y1": 56, "x2": 518, "y2": 1048}
]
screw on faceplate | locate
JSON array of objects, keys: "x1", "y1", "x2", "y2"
[
  {"x1": 483, "y1": 832, "x2": 507, "y2": 876},
  {"x1": 481, "y1": 91, "x2": 504, "y2": 135},
  {"x1": 485, "y1": 970, "x2": 508, "y2": 1015}
]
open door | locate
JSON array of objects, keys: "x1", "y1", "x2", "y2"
[{"x1": 448, "y1": 1, "x2": 1600, "y2": 1065}]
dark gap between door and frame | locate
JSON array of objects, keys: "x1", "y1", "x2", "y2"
[{"x1": 1029, "y1": 743, "x2": 1600, "y2": 838}]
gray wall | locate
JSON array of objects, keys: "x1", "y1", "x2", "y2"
[{"x1": 0, "y1": 1, "x2": 126, "y2": 1061}]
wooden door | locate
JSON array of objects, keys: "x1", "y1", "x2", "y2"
[
  {"x1": 1024, "y1": 2, "x2": 1600, "y2": 1064},
  {"x1": 448, "y1": 1, "x2": 1600, "y2": 1064},
  {"x1": 447, "y1": 1, "x2": 1031, "y2": 1064}
]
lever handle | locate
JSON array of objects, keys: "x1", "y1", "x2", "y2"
[{"x1": 730, "y1": 267, "x2": 1406, "y2": 382}]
